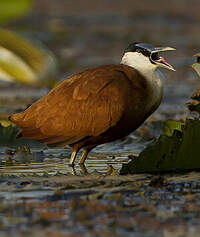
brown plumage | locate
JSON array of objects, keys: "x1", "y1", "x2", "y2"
[
  {"x1": 10, "y1": 65, "x2": 149, "y2": 149},
  {"x1": 9, "y1": 43, "x2": 175, "y2": 165}
]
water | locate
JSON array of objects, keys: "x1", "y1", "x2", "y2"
[{"x1": 0, "y1": 146, "x2": 134, "y2": 176}]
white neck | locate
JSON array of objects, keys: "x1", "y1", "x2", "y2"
[
  {"x1": 121, "y1": 52, "x2": 159, "y2": 79},
  {"x1": 121, "y1": 51, "x2": 165, "y2": 112}
]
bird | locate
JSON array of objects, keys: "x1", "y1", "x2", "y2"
[{"x1": 9, "y1": 42, "x2": 175, "y2": 165}]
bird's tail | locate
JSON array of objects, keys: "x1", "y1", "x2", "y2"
[
  {"x1": 8, "y1": 113, "x2": 25, "y2": 139},
  {"x1": 8, "y1": 112, "x2": 24, "y2": 124}
]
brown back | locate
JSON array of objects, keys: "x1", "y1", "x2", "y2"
[{"x1": 10, "y1": 64, "x2": 148, "y2": 145}]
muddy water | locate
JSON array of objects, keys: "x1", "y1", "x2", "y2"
[
  {"x1": 0, "y1": 148, "x2": 131, "y2": 176},
  {"x1": 0, "y1": 137, "x2": 142, "y2": 176}
]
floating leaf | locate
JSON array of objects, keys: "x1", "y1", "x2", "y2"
[
  {"x1": 0, "y1": 0, "x2": 33, "y2": 24},
  {"x1": 121, "y1": 119, "x2": 200, "y2": 174},
  {"x1": 162, "y1": 120, "x2": 184, "y2": 137}
]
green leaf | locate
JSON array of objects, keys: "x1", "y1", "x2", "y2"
[
  {"x1": 162, "y1": 120, "x2": 184, "y2": 137},
  {"x1": 0, "y1": 0, "x2": 33, "y2": 24},
  {"x1": 0, "y1": 124, "x2": 43, "y2": 147},
  {"x1": 120, "y1": 119, "x2": 200, "y2": 174},
  {"x1": 0, "y1": 119, "x2": 15, "y2": 127}
]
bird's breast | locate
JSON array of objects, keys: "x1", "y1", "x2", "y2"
[{"x1": 143, "y1": 69, "x2": 164, "y2": 115}]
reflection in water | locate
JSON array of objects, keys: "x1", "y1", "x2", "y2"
[
  {"x1": 0, "y1": 147, "x2": 133, "y2": 176},
  {"x1": 69, "y1": 164, "x2": 88, "y2": 175},
  {"x1": 0, "y1": 133, "x2": 143, "y2": 176}
]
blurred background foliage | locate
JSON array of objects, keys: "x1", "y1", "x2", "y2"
[
  {"x1": 0, "y1": 0, "x2": 58, "y2": 86},
  {"x1": 0, "y1": 28, "x2": 58, "y2": 86},
  {"x1": 0, "y1": 0, "x2": 33, "y2": 24}
]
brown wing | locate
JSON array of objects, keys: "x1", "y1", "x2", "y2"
[{"x1": 10, "y1": 65, "x2": 142, "y2": 145}]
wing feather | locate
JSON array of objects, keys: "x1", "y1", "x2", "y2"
[{"x1": 10, "y1": 65, "x2": 141, "y2": 144}]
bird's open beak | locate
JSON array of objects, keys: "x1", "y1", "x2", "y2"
[{"x1": 150, "y1": 47, "x2": 176, "y2": 71}]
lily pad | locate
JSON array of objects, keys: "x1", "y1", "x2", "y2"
[
  {"x1": 162, "y1": 120, "x2": 184, "y2": 137},
  {"x1": 121, "y1": 119, "x2": 200, "y2": 174}
]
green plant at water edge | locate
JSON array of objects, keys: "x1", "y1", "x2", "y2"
[
  {"x1": 121, "y1": 119, "x2": 200, "y2": 174},
  {"x1": 0, "y1": 122, "x2": 42, "y2": 147},
  {"x1": 161, "y1": 120, "x2": 184, "y2": 137}
]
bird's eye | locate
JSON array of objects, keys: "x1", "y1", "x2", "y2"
[
  {"x1": 151, "y1": 52, "x2": 160, "y2": 61},
  {"x1": 136, "y1": 48, "x2": 140, "y2": 53}
]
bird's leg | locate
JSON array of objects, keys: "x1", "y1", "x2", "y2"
[
  {"x1": 69, "y1": 147, "x2": 80, "y2": 166},
  {"x1": 78, "y1": 145, "x2": 95, "y2": 164},
  {"x1": 69, "y1": 151, "x2": 77, "y2": 166},
  {"x1": 78, "y1": 149, "x2": 89, "y2": 164},
  {"x1": 69, "y1": 165, "x2": 77, "y2": 175},
  {"x1": 79, "y1": 163, "x2": 88, "y2": 175}
]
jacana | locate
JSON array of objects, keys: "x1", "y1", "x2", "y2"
[{"x1": 9, "y1": 42, "x2": 175, "y2": 165}]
